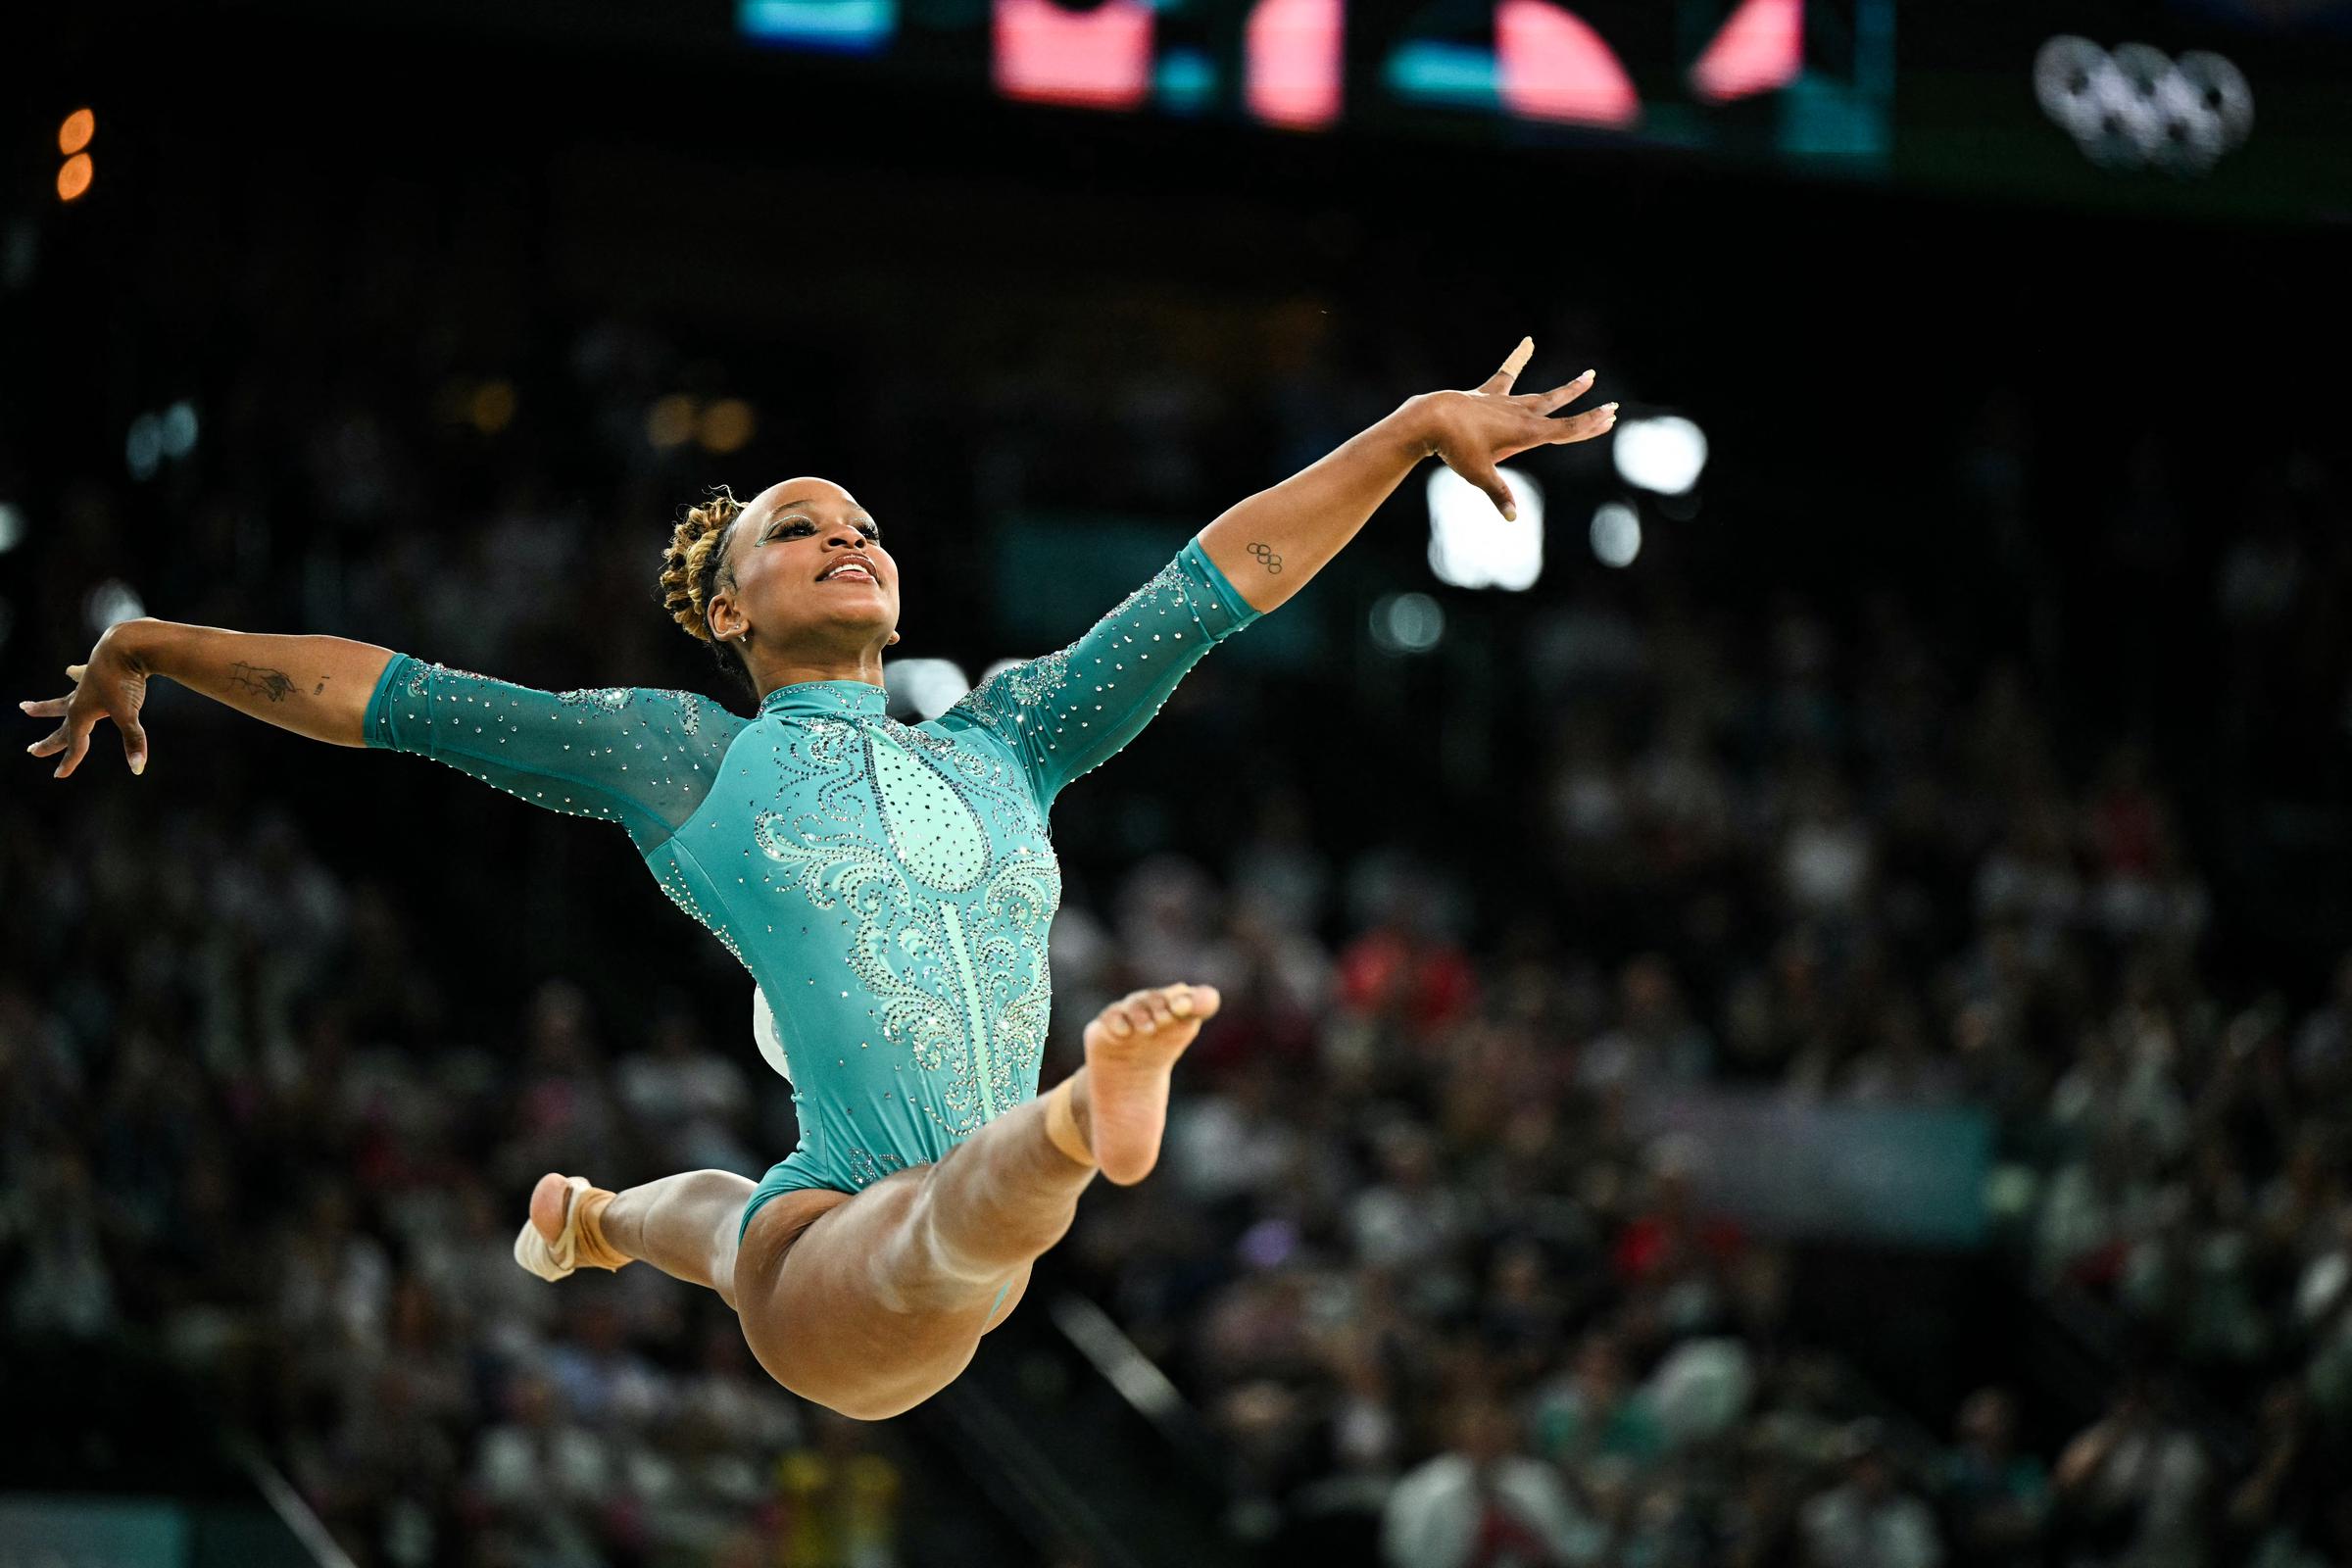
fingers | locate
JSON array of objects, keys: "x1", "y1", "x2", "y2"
[
  {"x1": 1544, "y1": 403, "x2": 1620, "y2": 444},
  {"x1": 1479, "y1": 336, "x2": 1536, "y2": 395},
  {"x1": 19, "y1": 694, "x2": 71, "y2": 719},
  {"x1": 120, "y1": 714, "x2": 149, "y2": 776},
  {"x1": 55, "y1": 715, "x2": 93, "y2": 780},
  {"x1": 66, "y1": 663, "x2": 87, "y2": 682},
  {"x1": 27, "y1": 722, "x2": 69, "y2": 760},
  {"x1": 1467, "y1": 464, "x2": 1519, "y2": 521},
  {"x1": 1526, "y1": 369, "x2": 1596, "y2": 415}
]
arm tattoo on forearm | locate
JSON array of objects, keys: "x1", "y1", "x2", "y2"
[
  {"x1": 227, "y1": 661, "x2": 297, "y2": 703},
  {"x1": 1247, "y1": 542, "x2": 1284, "y2": 574}
]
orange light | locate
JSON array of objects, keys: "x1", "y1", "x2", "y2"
[
  {"x1": 469, "y1": 380, "x2": 517, "y2": 434},
  {"x1": 698, "y1": 399, "x2": 757, "y2": 455},
  {"x1": 60, "y1": 110, "x2": 96, "y2": 156},
  {"x1": 57, "y1": 154, "x2": 93, "y2": 202},
  {"x1": 646, "y1": 395, "x2": 698, "y2": 450}
]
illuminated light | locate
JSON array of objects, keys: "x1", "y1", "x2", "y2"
[
  {"x1": 159, "y1": 401, "x2": 199, "y2": 458},
  {"x1": 1154, "y1": 48, "x2": 1217, "y2": 114},
  {"x1": 1427, "y1": 466, "x2": 1544, "y2": 591},
  {"x1": 59, "y1": 109, "x2": 95, "y2": 156},
  {"x1": 84, "y1": 578, "x2": 146, "y2": 633},
  {"x1": 1495, "y1": 0, "x2": 1641, "y2": 128},
  {"x1": 1246, "y1": 0, "x2": 1344, "y2": 130},
  {"x1": 57, "y1": 154, "x2": 93, "y2": 203},
  {"x1": 1368, "y1": 592, "x2": 1446, "y2": 654},
  {"x1": 126, "y1": 415, "x2": 162, "y2": 480},
  {"x1": 993, "y1": 0, "x2": 1154, "y2": 111},
  {"x1": 698, "y1": 398, "x2": 757, "y2": 455},
  {"x1": 1386, "y1": 42, "x2": 1497, "y2": 110},
  {"x1": 1591, "y1": 502, "x2": 1641, "y2": 567},
  {"x1": 1611, "y1": 415, "x2": 1708, "y2": 495},
  {"x1": 0, "y1": 503, "x2": 22, "y2": 554},
  {"x1": 647, "y1": 395, "x2": 699, "y2": 450},
  {"x1": 738, "y1": 0, "x2": 897, "y2": 53},
  {"x1": 1690, "y1": 0, "x2": 1804, "y2": 105},
  {"x1": 469, "y1": 380, "x2": 517, "y2": 434},
  {"x1": 886, "y1": 658, "x2": 971, "y2": 719},
  {"x1": 2033, "y1": 36, "x2": 2252, "y2": 172}
]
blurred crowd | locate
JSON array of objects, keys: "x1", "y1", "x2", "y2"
[
  {"x1": 1048, "y1": 516, "x2": 2352, "y2": 1567},
  {"x1": 10, "y1": 147, "x2": 2352, "y2": 1568}
]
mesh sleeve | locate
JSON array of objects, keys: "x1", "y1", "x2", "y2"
[
  {"x1": 925, "y1": 537, "x2": 1259, "y2": 808},
  {"x1": 364, "y1": 655, "x2": 744, "y2": 852}
]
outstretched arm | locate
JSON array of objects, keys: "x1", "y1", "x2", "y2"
[
  {"x1": 23, "y1": 618, "x2": 395, "y2": 775},
  {"x1": 1196, "y1": 337, "x2": 1615, "y2": 613},
  {"x1": 23, "y1": 620, "x2": 743, "y2": 852}
]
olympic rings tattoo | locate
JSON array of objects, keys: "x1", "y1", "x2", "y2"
[{"x1": 1248, "y1": 542, "x2": 1284, "y2": 575}]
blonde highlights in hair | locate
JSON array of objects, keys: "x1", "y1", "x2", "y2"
[{"x1": 658, "y1": 487, "x2": 754, "y2": 696}]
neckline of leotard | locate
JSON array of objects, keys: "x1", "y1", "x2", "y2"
[{"x1": 758, "y1": 678, "x2": 890, "y2": 720}]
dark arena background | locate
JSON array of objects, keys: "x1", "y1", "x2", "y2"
[{"x1": 8, "y1": 1, "x2": 2352, "y2": 1564}]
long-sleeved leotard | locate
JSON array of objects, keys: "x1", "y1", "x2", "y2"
[{"x1": 365, "y1": 538, "x2": 1258, "y2": 1229}]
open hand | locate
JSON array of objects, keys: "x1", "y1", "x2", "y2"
[
  {"x1": 21, "y1": 628, "x2": 151, "y2": 779},
  {"x1": 1416, "y1": 337, "x2": 1617, "y2": 519}
]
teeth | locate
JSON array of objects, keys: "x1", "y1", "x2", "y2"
[{"x1": 824, "y1": 564, "x2": 873, "y2": 582}]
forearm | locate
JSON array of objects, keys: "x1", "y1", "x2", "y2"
[
  {"x1": 1197, "y1": 398, "x2": 1437, "y2": 613},
  {"x1": 119, "y1": 619, "x2": 395, "y2": 747}
]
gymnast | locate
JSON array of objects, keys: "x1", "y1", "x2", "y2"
[{"x1": 23, "y1": 340, "x2": 1613, "y2": 1418}]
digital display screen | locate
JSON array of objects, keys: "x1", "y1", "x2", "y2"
[
  {"x1": 238, "y1": 0, "x2": 2351, "y2": 222},
  {"x1": 740, "y1": 0, "x2": 1896, "y2": 174}
]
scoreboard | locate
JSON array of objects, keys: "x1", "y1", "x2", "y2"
[
  {"x1": 740, "y1": 0, "x2": 1897, "y2": 172},
  {"x1": 724, "y1": 0, "x2": 2351, "y2": 220},
  {"x1": 237, "y1": 0, "x2": 2352, "y2": 221}
]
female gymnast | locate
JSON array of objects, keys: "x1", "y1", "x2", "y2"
[{"x1": 24, "y1": 340, "x2": 1614, "y2": 1419}]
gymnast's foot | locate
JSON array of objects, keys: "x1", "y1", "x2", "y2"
[
  {"x1": 1079, "y1": 983, "x2": 1220, "y2": 1186},
  {"x1": 515, "y1": 1172, "x2": 631, "y2": 1280}
]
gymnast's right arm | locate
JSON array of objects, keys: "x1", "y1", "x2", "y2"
[
  {"x1": 23, "y1": 617, "x2": 742, "y2": 851},
  {"x1": 23, "y1": 617, "x2": 394, "y2": 772}
]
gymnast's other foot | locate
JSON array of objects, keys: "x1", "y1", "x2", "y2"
[
  {"x1": 1079, "y1": 983, "x2": 1220, "y2": 1186},
  {"x1": 515, "y1": 1171, "x2": 631, "y2": 1280}
]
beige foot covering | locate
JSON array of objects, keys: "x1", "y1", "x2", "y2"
[
  {"x1": 1043, "y1": 1078, "x2": 1097, "y2": 1169},
  {"x1": 514, "y1": 1176, "x2": 633, "y2": 1281}
]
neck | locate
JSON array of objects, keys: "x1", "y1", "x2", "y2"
[{"x1": 747, "y1": 640, "x2": 888, "y2": 701}]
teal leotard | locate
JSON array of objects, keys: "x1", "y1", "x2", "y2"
[{"x1": 364, "y1": 539, "x2": 1258, "y2": 1235}]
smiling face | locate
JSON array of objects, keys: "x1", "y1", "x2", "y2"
[{"x1": 704, "y1": 477, "x2": 901, "y2": 667}]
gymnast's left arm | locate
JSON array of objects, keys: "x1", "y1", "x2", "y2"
[{"x1": 1196, "y1": 337, "x2": 1616, "y2": 613}]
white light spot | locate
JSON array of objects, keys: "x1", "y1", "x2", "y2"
[
  {"x1": 1426, "y1": 466, "x2": 1544, "y2": 591},
  {"x1": 160, "y1": 401, "x2": 199, "y2": 458},
  {"x1": 1591, "y1": 503, "x2": 1642, "y2": 568},
  {"x1": 85, "y1": 577, "x2": 146, "y2": 632},
  {"x1": 1369, "y1": 592, "x2": 1446, "y2": 654},
  {"x1": 1611, "y1": 415, "x2": 1708, "y2": 495},
  {"x1": 126, "y1": 415, "x2": 162, "y2": 480},
  {"x1": 0, "y1": 503, "x2": 21, "y2": 554},
  {"x1": 886, "y1": 657, "x2": 971, "y2": 719}
]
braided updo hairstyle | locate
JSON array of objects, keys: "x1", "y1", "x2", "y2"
[{"x1": 658, "y1": 486, "x2": 756, "y2": 699}]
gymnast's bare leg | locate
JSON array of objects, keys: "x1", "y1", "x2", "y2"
[{"x1": 523, "y1": 982, "x2": 1218, "y2": 1419}]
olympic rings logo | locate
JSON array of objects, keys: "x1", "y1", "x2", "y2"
[
  {"x1": 2034, "y1": 36, "x2": 2253, "y2": 172},
  {"x1": 1248, "y1": 541, "x2": 1284, "y2": 574}
]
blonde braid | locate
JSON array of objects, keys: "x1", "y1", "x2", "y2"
[{"x1": 658, "y1": 487, "x2": 745, "y2": 644}]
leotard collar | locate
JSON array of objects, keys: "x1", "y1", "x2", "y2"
[{"x1": 758, "y1": 679, "x2": 890, "y2": 720}]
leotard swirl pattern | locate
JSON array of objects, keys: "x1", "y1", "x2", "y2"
[{"x1": 364, "y1": 539, "x2": 1258, "y2": 1230}]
